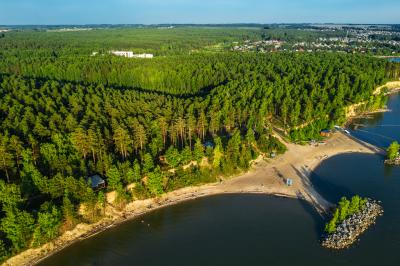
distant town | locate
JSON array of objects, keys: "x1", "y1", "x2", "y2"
[{"x1": 232, "y1": 24, "x2": 400, "y2": 55}]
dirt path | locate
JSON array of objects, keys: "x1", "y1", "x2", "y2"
[{"x1": 3, "y1": 132, "x2": 380, "y2": 266}]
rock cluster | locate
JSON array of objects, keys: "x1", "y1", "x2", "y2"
[
  {"x1": 384, "y1": 157, "x2": 400, "y2": 165},
  {"x1": 322, "y1": 199, "x2": 383, "y2": 249}
]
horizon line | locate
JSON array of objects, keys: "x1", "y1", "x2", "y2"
[{"x1": 1, "y1": 22, "x2": 399, "y2": 27}]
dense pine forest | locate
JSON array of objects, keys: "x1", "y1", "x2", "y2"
[{"x1": 0, "y1": 27, "x2": 399, "y2": 261}]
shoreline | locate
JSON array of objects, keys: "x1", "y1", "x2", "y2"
[
  {"x1": 3, "y1": 131, "x2": 381, "y2": 266},
  {"x1": 345, "y1": 82, "x2": 400, "y2": 125}
]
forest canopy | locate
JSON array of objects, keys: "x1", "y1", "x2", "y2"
[{"x1": 0, "y1": 27, "x2": 399, "y2": 261}]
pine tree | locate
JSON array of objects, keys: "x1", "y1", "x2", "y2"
[
  {"x1": 134, "y1": 124, "x2": 147, "y2": 152},
  {"x1": 113, "y1": 127, "x2": 131, "y2": 159},
  {"x1": 0, "y1": 135, "x2": 14, "y2": 183},
  {"x1": 71, "y1": 128, "x2": 89, "y2": 160},
  {"x1": 147, "y1": 167, "x2": 164, "y2": 196},
  {"x1": 106, "y1": 166, "x2": 123, "y2": 191},
  {"x1": 193, "y1": 139, "x2": 204, "y2": 163}
]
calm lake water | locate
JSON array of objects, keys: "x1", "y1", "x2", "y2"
[
  {"x1": 389, "y1": 57, "x2": 400, "y2": 63},
  {"x1": 40, "y1": 93, "x2": 400, "y2": 266}
]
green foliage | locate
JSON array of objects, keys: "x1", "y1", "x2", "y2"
[
  {"x1": 130, "y1": 160, "x2": 142, "y2": 183},
  {"x1": 32, "y1": 203, "x2": 62, "y2": 247},
  {"x1": 367, "y1": 93, "x2": 388, "y2": 110},
  {"x1": 324, "y1": 195, "x2": 368, "y2": 234},
  {"x1": 325, "y1": 209, "x2": 339, "y2": 234},
  {"x1": 0, "y1": 209, "x2": 35, "y2": 252},
  {"x1": 0, "y1": 181, "x2": 23, "y2": 208},
  {"x1": 289, "y1": 119, "x2": 330, "y2": 142},
  {"x1": 0, "y1": 239, "x2": 9, "y2": 263},
  {"x1": 212, "y1": 144, "x2": 223, "y2": 169},
  {"x1": 106, "y1": 166, "x2": 123, "y2": 191},
  {"x1": 166, "y1": 166, "x2": 216, "y2": 191},
  {"x1": 146, "y1": 167, "x2": 164, "y2": 196},
  {"x1": 338, "y1": 197, "x2": 350, "y2": 222},
  {"x1": 142, "y1": 153, "x2": 155, "y2": 174},
  {"x1": 193, "y1": 139, "x2": 204, "y2": 163},
  {"x1": 180, "y1": 146, "x2": 192, "y2": 165},
  {"x1": 165, "y1": 146, "x2": 181, "y2": 168},
  {"x1": 387, "y1": 141, "x2": 400, "y2": 161},
  {"x1": 257, "y1": 135, "x2": 287, "y2": 154},
  {"x1": 62, "y1": 193, "x2": 77, "y2": 229}
]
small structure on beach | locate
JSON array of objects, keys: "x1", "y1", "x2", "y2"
[
  {"x1": 87, "y1": 175, "x2": 106, "y2": 190},
  {"x1": 286, "y1": 178, "x2": 293, "y2": 186}
]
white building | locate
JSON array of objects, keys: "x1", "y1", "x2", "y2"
[
  {"x1": 111, "y1": 51, "x2": 135, "y2": 58},
  {"x1": 132, "y1": 54, "x2": 154, "y2": 59},
  {"x1": 110, "y1": 51, "x2": 154, "y2": 59}
]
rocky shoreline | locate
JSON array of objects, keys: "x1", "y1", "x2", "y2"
[
  {"x1": 384, "y1": 158, "x2": 400, "y2": 165},
  {"x1": 322, "y1": 199, "x2": 383, "y2": 249}
]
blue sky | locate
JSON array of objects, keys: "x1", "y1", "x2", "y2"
[{"x1": 0, "y1": 0, "x2": 399, "y2": 25}]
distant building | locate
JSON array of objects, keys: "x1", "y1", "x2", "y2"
[
  {"x1": 111, "y1": 51, "x2": 135, "y2": 58},
  {"x1": 87, "y1": 175, "x2": 106, "y2": 190},
  {"x1": 110, "y1": 51, "x2": 154, "y2": 59},
  {"x1": 132, "y1": 53, "x2": 154, "y2": 59}
]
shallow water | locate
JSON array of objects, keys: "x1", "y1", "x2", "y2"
[{"x1": 39, "y1": 93, "x2": 400, "y2": 266}]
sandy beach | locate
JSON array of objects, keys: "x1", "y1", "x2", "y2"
[{"x1": 2, "y1": 131, "x2": 383, "y2": 266}]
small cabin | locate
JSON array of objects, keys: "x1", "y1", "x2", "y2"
[
  {"x1": 320, "y1": 129, "x2": 332, "y2": 137},
  {"x1": 87, "y1": 175, "x2": 106, "y2": 190}
]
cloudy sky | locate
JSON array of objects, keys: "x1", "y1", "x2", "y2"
[{"x1": 0, "y1": 0, "x2": 399, "y2": 25}]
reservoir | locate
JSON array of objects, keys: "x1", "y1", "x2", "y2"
[{"x1": 39, "y1": 93, "x2": 400, "y2": 266}]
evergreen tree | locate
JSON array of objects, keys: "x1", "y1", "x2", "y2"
[
  {"x1": 147, "y1": 167, "x2": 164, "y2": 196},
  {"x1": 106, "y1": 166, "x2": 123, "y2": 191},
  {"x1": 193, "y1": 139, "x2": 204, "y2": 163}
]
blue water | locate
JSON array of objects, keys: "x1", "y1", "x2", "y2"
[
  {"x1": 39, "y1": 93, "x2": 400, "y2": 266},
  {"x1": 389, "y1": 57, "x2": 400, "y2": 63},
  {"x1": 349, "y1": 93, "x2": 400, "y2": 148}
]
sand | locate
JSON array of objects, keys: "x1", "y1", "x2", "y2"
[
  {"x1": 373, "y1": 81, "x2": 400, "y2": 95},
  {"x1": 2, "y1": 131, "x2": 383, "y2": 266}
]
